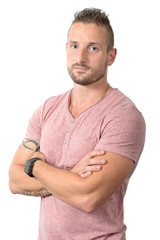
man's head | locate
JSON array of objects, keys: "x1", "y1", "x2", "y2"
[{"x1": 66, "y1": 8, "x2": 116, "y2": 86}]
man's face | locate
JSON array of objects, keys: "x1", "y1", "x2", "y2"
[{"x1": 66, "y1": 23, "x2": 109, "y2": 86}]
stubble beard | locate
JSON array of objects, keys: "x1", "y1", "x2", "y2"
[{"x1": 67, "y1": 61, "x2": 108, "y2": 86}]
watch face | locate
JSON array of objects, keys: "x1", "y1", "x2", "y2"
[{"x1": 24, "y1": 160, "x2": 33, "y2": 177}]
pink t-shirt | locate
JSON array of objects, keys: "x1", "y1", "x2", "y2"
[{"x1": 25, "y1": 88, "x2": 145, "y2": 240}]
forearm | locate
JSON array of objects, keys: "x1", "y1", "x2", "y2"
[
  {"x1": 9, "y1": 163, "x2": 50, "y2": 197},
  {"x1": 33, "y1": 160, "x2": 92, "y2": 211}
]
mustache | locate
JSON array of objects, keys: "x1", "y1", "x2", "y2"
[{"x1": 72, "y1": 63, "x2": 91, "y2": 70}]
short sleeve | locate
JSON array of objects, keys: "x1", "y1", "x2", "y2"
[
  {"x1": 95, "y1": 106, "x2": 146, "y2": 163},
  {"x1": 24, "y1": 103, "x2": 44, "y2": 141}
]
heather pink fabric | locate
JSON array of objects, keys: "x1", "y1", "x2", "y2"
[{"x1": 25, "y1": 88, "x2": 145, "y2": 240}]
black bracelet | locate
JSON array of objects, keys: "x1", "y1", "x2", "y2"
[{"x1": 24, "y1": 157, "x2": 42, "y2": 177}]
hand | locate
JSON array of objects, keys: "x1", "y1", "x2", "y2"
[{"x1": 71, "y1": 150, "x2": 107, "y2": 178}]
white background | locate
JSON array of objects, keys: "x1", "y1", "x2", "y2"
[{"x1": 0, "y1": 0, "x2": 159, "y2": 239}]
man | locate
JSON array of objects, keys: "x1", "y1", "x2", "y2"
[{"x1": 9, "y1": 8, "x2": 145, "y2": 240}]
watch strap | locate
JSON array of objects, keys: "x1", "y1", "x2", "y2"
[{"x1": 29, "y1": 157, "x2": 42, "y2": 164}]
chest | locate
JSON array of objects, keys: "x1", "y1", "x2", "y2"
[{"x1": 40, "y1": 107, "x2": 106, "y2": 169}]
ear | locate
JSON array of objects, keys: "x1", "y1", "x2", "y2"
[
  {"x1": 107, "y1": 48, "x2": 117, "y2": 66},
  {"x1": 66, "y1": 43, "x2": 68, "y2": 50}
]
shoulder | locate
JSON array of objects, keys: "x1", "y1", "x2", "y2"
[
  {"x1": 39, "y1": 90, "x2": 71, "y2": 121},
  {"x1": 43, "y1": 90, "x2": 71, "y2": 109},
  {"x1": 97, "y1": 89, "x2": 146, "y2": 162},
  {"x1": 106, "y1": 89, "x2": 139, "y2": 110},
  {"x1": 105, "y1": 89, "x2": 145, "y2": 123}
]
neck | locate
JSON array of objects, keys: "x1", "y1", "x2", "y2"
[{"x1": 70, "y1": 80, "x2": 112, "y2": 117}]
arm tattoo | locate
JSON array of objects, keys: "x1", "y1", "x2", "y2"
[
  {"x1": 19, "y1": 139, "x2": 40, "y2": 152},
  {"x1": 23, "y1": 189, "x2": 50, "y2": 198}
]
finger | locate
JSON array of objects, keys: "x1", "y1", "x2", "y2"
[
  {"x1": 80, "y1": 164, "x2": 103, "y2": 177},
  {"x1": 82, "y1": 165, "x2": 102, "y2": 174},
  {"x1": 80, "y1": 171, "x2": 92, "y2": 178},
  {"x1": 88, "y1": 158, "x2": 106, "y2": 165},
  {"x1": 82, "y1": 158, "x2": 106, "y2": 169},
  {"x1": 87, "y1": 150, "x2": 105, "y2": 158}
]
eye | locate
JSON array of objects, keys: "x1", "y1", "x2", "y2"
[
  {"x1": 72, "y1": 45, "x2": 78, "y2": 49},
  {"x1": 89, "y1": 46, "x2": 99, "y2": 53},
  {"x1": 70, "y1": 44, "x2": 79, "y2": 51},
  {"x1": 90, "y1": 47, "x2": 97, "y2": 51}
]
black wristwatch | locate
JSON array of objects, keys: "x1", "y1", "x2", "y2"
[{"x1": 24, "y1": 157, "x2": 42, "y2": 177}]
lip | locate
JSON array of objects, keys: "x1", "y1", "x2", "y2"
[{"x1": 73, "y1": 66, "x2": 89, "y2": 71}]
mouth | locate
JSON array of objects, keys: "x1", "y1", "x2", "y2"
[
  {"x1": 72, "y1": 64, "x2": 90, "y2": 72},
  {"x1": 74, "y1": 67, "x2": 88, "y2": 71}
]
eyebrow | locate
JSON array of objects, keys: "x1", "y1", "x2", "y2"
[
  {"x1": 68, "y1": 41, "x2": 101, "y2": 46},
  {"x1": 68, "y1": 41, "x2": 78, "y2": 44},
  {"x1": 88, "y1": 42, "x2": 101, "y2": 46}
]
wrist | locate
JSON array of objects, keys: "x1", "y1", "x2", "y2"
[{"x1": 24, "y1": 157, "x2": 42, "y2": 177}]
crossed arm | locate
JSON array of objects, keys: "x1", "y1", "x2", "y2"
[
  {"x1": 9, "y1": 139, "x2": 106, "y2": 198},
  {"x1": 9, "y1": 138, "x2": 134, "y2": 212}
]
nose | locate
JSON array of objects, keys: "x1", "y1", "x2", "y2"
[{"x1": 76, "y1": 48, "x2": 88, "y2": 64}]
